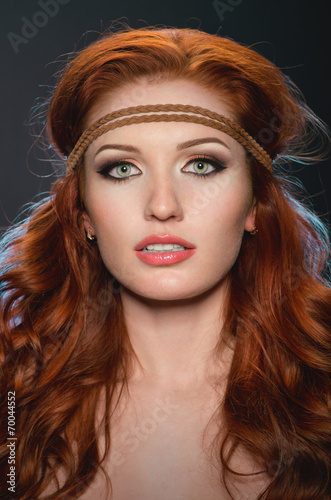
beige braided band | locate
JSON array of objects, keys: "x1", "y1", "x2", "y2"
[{"x1": 66, "y1": 104, "x2": 273, "y2": 173}]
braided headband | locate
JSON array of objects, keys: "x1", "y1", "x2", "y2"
[{"x1": 66, "y1": 104, "x2": 273, "y2": 173}]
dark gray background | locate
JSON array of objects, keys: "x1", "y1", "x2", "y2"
[{"x1": 1, "y1": 0, "x2": 330, "y2": 230}]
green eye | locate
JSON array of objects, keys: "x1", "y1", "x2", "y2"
[
  {"x1": 98, "y1": 161, "x2": 141, "y2": 181},
  {"x1": 182, "y1": 156, "x2": 226, "y2": 178},
  {"x1": 192, "y1": 161, "x2": 209, "y2": 174},
  {"x1": 116, "y1": 164, "x2": 131, "y2": 177}
]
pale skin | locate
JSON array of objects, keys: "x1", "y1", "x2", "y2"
[{"x1": 78, "y1": 78, "x2": 268, "y2": 498}]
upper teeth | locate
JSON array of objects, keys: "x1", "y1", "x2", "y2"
[{"x1": 143, "y1": 243, "x2": 186, "y2": 252}]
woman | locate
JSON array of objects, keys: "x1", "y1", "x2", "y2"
[{"x1": 0, "y1": 26, "x2": 330, "y2": 499}]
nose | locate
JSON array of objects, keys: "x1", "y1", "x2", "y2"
[{"x1": 144, "y1": 174, "x2": 184, "y2": 222}]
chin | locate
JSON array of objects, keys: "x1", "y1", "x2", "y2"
[
  {"x1": 121, "y1": 280, "x2": 222, "y2": 304},
  {"x1": 124, "y1": 287, "x2": 193, "y2": 302}
]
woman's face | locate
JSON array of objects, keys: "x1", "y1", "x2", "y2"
[{"x1": 82, "y1": 79, "x2": 256, "y2": 302}]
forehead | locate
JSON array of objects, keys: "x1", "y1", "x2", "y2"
[
  {"x1": 82, "y1": 78, "x2": 246, "y2": 160},
  {"x1": 85, "y1": 78, "x2": 237, "y2": 127}
]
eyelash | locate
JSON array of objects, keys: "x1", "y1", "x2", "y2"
[
  {"x1": 97, "y1": 154, "x2": 227, "y2": 182},
  {"x1": 97, "y1": 160, "x2": 141, "y2": 182},
  {"x1": 184, "y1": 155, "x2": 227, "y2": 179}
]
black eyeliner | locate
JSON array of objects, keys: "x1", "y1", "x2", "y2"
[
  {"x1": 183, "y1": 154, "x2": 227, "y2": 179},
  {"x1": 96, "y1": 154, "x2": 227, "y2": 182},
  {"x1": 97, "y1": 160, "x2": 139, "y2": 181}
]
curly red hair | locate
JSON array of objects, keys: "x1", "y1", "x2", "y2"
[{"x1": 1, "y1": 27, "x2": 330, "y2": 499}]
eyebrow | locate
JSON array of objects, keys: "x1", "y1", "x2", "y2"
[
  {"x1": 177, "y1": 137, "x2": 230, "y2": 151},
  {"x1": 94, "y1": 137, "x2": 230, "y2": 157}
]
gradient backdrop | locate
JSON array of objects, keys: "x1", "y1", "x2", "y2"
[{"x1": 1, "y1": 0, "x2": 330, "y2": 231}]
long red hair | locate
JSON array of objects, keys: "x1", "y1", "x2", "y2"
[{"x1": 1, "y1": 27, "x2": 330, "y2": 499}]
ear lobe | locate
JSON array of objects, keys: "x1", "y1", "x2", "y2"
[
  {"x1": 82, "y1": 212, "x2": 96, "y2": 235},
  {"x1": 244, "y1": 198, "x2": 257, "y2": 232}
]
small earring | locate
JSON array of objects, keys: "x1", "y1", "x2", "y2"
[
  {"x1": 86, "y1": 227, "x2": 97, "y2": 242},
  {"x1": 250, "y1": 226, "x2": 258, "y2": 236}
]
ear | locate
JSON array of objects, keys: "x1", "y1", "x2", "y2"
[
  {"x1": 244, "y1": 197, "x2": 257, "y2": 232},
  {"x1": 82, "y1": 212, "x2": 96, "y2": 236}
]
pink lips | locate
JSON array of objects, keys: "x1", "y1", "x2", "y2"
[{"x1": 135, "y1": 234, "x2": 196, "y2": 266}]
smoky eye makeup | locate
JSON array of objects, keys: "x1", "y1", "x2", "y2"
[
  {"x1": 94, "y1": 149, "x2": 230, "y2": 183},
  {"x1": 181, "y1": 154, "x2": 228, "y2": 179},
  {"x1": 97, "y1": 159, "x2": 142, "y2": 182},
  {"x1": 97, "y1": 160, "x2": 141, "y2": 176}
]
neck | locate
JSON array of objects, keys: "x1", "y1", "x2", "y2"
[{"x1": 120, "y1": 282, "x2": 232, "y2": 392}]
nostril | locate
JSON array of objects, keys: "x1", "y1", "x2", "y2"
[{"x1": 144, "y1": 186, "x2": 184, "y2": 222}]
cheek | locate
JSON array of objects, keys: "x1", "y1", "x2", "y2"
[
  {"x1": 200, "y1": 180, "x2": 252, "y2": 232},
  {"x1": 85, "y1": 181, "x2": 130, "y2": 230},
  {"x1": 85, "y1": 191, "x2": 138, "y2": 265},
  {"x1": 201, "y1": 190, "x2": 252, "y2": 263},
  {"x1": 91, "y1": 208, "x2": 131, "y2": 246}
]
